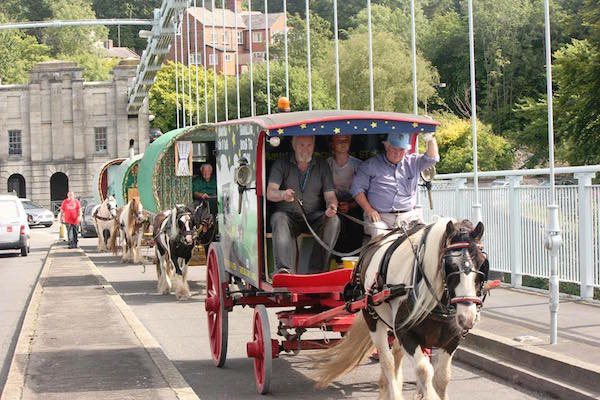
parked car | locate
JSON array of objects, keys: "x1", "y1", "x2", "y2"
[
  {"x1": 0, "y1": 194, "x2": 31, "y2": 256},
  {"x1": 20, "y1": 199, "x2": 54, "y2": 228},
  {"x1": 80, "y1": 202, "x2": 98, "y2": 238}
]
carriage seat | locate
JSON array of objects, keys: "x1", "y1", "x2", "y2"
[{"x1": 272, "y1": 268, "x2": 352, "y2": 289}]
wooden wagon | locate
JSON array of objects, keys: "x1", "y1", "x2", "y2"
[{"x1": 204, "y1": 110, "x2": 439, "y2": 394}]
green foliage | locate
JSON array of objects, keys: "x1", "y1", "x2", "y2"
[
  {"x1": 553, "y1": 39, "x2": 600, "y2": 164},
  {"x1": 92, "y1": 0, "x2": 161, "y2": 53},
  {"x1": 68, "y1": 52, "x2": 119, "y2": 81},
  {"x1": 317, "y1": 31, "x2": 437, "y2": 113},
  {"x1": 433, "y1": 113, "x2": 513, "y2": 173},
  {"x1": 0, "y1": 13, "x2": 51, "y2": 84},
  {"x1": 43, "y1": 0, "x2": 108, "y2": 56},
  {"x1": 230, "y1": 61, "x2": 334, "y2": 118},
  {"x1": 149, "y1": 62, "x2": 220, "y2": 132},
  {"x1": 270, "y1": 12, "x2": 333, "y2": 69}
]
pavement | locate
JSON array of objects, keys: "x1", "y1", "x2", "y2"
[
  {"x1": 2, "y1": 240, "x2": 600, "y2": 399},
  {"x1": 1, "y1": 244, "x2": 198, "y2": 400}
]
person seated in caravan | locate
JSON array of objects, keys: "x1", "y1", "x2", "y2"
[
  {"x1": 267, "y1": 135, "x2": 340, "y2": 275},
  {"x1": 350, "y1": 132, "x2": 439, "y2": 237},
  {"x1": 327, "y1": 134, "x2": 363, "y2": 261},
  {"x1": 193, "y1": 163, "x2": 217, "y2": 215}
]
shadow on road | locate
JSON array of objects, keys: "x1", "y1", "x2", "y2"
[{"x1": 173, "y1": 357, "x2": 384, "y2": 400}]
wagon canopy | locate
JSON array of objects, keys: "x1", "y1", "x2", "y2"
[
  {"x1": 110, "y1": 154, "x2": 143, "y2": 207},
  {"x1": 215, "y1": 110, "x2": 439, "y2": 137},
  {"x1": 138, "y1": 124, "x2": 215, "y2": 213},
  {"x1": 94, "y1": 158, "x2": 126, "y2": 202}
]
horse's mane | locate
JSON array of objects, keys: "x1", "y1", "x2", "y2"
[{"x1": 395, "y1": 217, "x2": 454, "y2": 330}]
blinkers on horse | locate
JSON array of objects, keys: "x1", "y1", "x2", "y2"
[{"x1": 442, "y1": 221, "x2": 489, "y2": 309}]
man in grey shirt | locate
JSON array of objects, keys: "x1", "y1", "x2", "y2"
[
  {"x1": 267, "y1": 135, "x2": 340, "y2": 274},
  {"x1": 350, "y1": 132, "x2": 439, "y2": 237}
]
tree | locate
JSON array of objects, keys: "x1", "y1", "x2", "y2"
[
  {"x1": 149, "y1": 62, "x2": 220, "y2": 133},
  {"x1": 0, "y1": 13, "x2": 51, "y2": 84},
  {"x1": 270, "y1": 12, "x2": 333, "y2": 69},
  {"x1": 92, "y1": 0, "x2": 161, "y2": 53},
  {"x1": 43, "y1": 0, "x2": 108, "y2": 56},
  {"x1": 553, "y1": 39, "x2": 600, "y2": 164},
  {"x1": 433, "y1": 113, "x2": 513, "y2": 173},
  {"x1": 317, "y1": 31, "x2": 438, "y2": 113},
  {"x1": 229, "y1": 61, "x2": 334, "y2": 118}
]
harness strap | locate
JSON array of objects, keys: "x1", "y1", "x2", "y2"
[
  {"x1": 377, "y1": 223, "x2": 426, "y2": 289},
  {"x1": 93, "y1": 209, "x2": 114, "y2": 221}
]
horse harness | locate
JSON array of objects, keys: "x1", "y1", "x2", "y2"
[
  {"x1": 93, "y1": 208, "x2": 114, "y2": 221},
  {"x1": 345, "y1": 223, "x2": 490, "y2": 333}
]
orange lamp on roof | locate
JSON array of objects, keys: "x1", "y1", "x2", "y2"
[{"x1": 277, "y1": 96, "x2": 291, "y2": 112}]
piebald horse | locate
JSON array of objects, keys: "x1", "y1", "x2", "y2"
[
  {"x1": 153, "y1": 205, "x2": 195, "y2": 300},
  {"x1": 92, "y1": 195, "x2": 118, "y2": 252},
  {"x1": 311, "y1": 218, "x2": 489, "y2": 400},
  {"x1": 109, "y1": 198, "x2": 150, "y2": 263}
]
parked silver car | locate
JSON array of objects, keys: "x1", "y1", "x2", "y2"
[
  {"x1": 21, "y1": 199, "x2": 54, "y2": 228},
  {"x1": 0, "y1": 194, "x2": 31, "y2": 256}
]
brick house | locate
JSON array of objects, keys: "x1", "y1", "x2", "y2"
[{"x1": 168, "y1": 0, "x2": 286, "y2": 75}]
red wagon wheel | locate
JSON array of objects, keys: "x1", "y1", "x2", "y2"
[
  {"x1": 205, "y1": 243, "x2": 229, "y2": 367},
  {"x1": 247, "y1": 305, "x2": 272, "y2": 394}
]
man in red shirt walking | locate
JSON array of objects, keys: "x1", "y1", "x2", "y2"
[{"x1": 60, "y1": 191, "x2": 81, "y2": 249}]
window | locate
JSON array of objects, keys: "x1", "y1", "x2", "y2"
[
  {"x1": 237, "y1": 31, "x2": 243, "y2": 44},
  {"x1": 8, "y1": 130, "x2": 22, "y2": 156},
  {"x1": 222, "y1": 31, "x2": 229, "y2": 44},
  {"x1": 252, "y1": 31, "x2": 263, "y2": 43},
  {"x1": 211, "y1": 31, "x2": 218, "y2": 44},
  {"x1": 225, "y1": 54, "x2": 232, "y2": 62},
  {"x1": 94, "y1": 127, "x2": 107, "y2": 153},
  {"x1": 209, "y1": 53, "x2": 218, "y2": 65},
  {"x1": 253, "y1": 51, "x2": 265, "y2": 60},
  {"x1": 189, "y1": 52, "x2": 203, "y2": 65}
]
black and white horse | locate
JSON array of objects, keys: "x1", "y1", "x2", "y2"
[
  {"x1": 153, "y1": 205, "x2": 195, "y2": 300},
  {"x1": 311, "y1": 218, "x2": 489, "y2": 400}
]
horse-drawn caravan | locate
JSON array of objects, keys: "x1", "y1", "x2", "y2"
[
  {"x1": 203, "y1": 110, "x2": 497, "y2": 396},
  {"x1": 94, "y1": 158, "x2": 126, "y2": 202},
  {"x1": 137, "y1": 125, "x2": 215, "y2": 213}
]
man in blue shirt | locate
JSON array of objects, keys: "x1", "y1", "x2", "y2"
[{"x1": 350, "y1": 132, "x2": 439, "y2": 237}]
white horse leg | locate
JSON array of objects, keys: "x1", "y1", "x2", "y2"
[
  {"x1": 175, "y1": 261, "x2": 190, "y2": 300},
  {"x1": 392, "y1": 340, "x2": 404, "y2": 396},
  {"x1": 370, "y1": 322, "x2": 402, "y2": 400},
  {"x1": 432, "y1": 350, "x2": 453, "y2": 400},
  {"x1": 409, "y1": 346, "x2": 440, "y2": 400}
]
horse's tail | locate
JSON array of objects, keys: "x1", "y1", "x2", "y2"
[
  {"x1": 108, "y1": 221, "x2": 120, "y2": 254},
  {"x1": 309, "y1": 313, "x2": 373, "y2": 388}
]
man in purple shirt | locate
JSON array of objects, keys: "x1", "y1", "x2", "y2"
[{"x1": 350, "y1": 132, "x2": 439, "y2": 237}]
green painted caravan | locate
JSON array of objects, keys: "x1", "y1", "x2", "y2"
[{"x1": 138, "y1": 124, "x2": 216, "y2": 214}]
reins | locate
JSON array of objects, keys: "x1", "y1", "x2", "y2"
[{"x1": 294, "y1": 198, "x2": 393, "y2": 258}]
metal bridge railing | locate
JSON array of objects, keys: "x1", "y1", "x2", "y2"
[{"x1": 419, "y1": 165, "x2": 600, "y2": 299}]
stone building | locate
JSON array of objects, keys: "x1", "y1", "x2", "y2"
[{"x1": 0, "y1": 59, "x2": 150, "y2": 212}]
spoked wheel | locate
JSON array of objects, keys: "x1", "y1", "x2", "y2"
[
  {"x1": 205, "y1": 243, "x2": 229, "y2": 367},
  {"x1": 247, "y1": 305, "x2": 272, "y2": 394}
]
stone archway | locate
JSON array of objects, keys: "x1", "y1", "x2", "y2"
[
  {"x1": 50, "y1": 172, "x2": 69, "y2": 214},
  {"x1": 7, "y1": 173, "x2": 26, "y2": 198}
]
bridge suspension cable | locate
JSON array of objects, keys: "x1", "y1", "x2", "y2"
[
  {"x1": 187, "y1": 8, "x2": 193, "y2": 124},
  {"x1": 283, "y1": 0, "x2": 290, "y2": 100},
  {"x1": 366, "y1": 0, "x2": 374, "y2": 112},
  {"x1": 265, "y1": 0, "x2": 271, "y2": 114},
  {"x1": 202, "y1": 0, "x2": 209, "y2": 123},
  {"x1": 249, "y1": 0, "x2": 255, "y2": 116},
  {"x1": 180, "y1": 11, "x2": 187, "y2": 127},
  {"x1": 333, "y1": 0, "x2": 340, "y2": 110},
  {"x1": 222, "y1": 0, "x2": 229, "y2": 121},
  {"x1": 194, "y1": 0, "x2": 201, "y2": 123},
  {"x1": 235, "y1": 0, "x2": 241, "y2": 119},
  {"x1": 174, "y1": 19, "x2": 181, "y2": 129},
  {"x1": 306, "y1": 0, "x2": 312, "y2": 111},
  {"x1": 212, "y1": 0, "x2": 218, "y2": 122}
]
